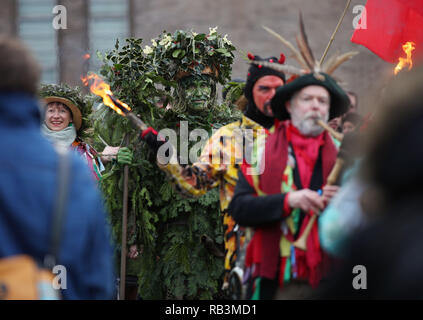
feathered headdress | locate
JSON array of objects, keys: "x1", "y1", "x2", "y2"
[
  {"x1": 264, "y1": 6, "x2": 357, "y2": 121},
  {"x1": 251, "y1": 11, "x2": 358, "y2": 79}
]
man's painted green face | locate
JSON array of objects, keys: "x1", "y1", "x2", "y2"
[{"x1": 180, "y1": 75, "x2": 214, "y2": 112}]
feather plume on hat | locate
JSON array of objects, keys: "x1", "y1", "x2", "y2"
[
  {"x1": 260, "y1": 11, "x2": 356, "y2": 121},
  {"x1": 259, "y1": 12, "x2": 358, "y2": 78}
]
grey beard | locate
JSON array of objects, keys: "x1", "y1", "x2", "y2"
[{"x1": 291, "y1": 112, "x2": 329, "y2": 137}]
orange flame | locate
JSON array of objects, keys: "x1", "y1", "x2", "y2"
[
  {"x1": 394, "y1": 41, "x2": 416, "y2": 75},
  {"x1": 83, "y1": 53, "x2": 90, "y2": 60},
  {"x1": 81, "y1": 73, "x2": 131, "y2": 116}
]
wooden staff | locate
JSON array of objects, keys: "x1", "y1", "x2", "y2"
[
  {"x1": 119, "y1": 165, "x2": 129, "y2": 300},
  {"x1": 119, "y1": 134, "x2": 130, "y2": 300}
]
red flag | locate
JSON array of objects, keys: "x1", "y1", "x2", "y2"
[{"x1": 351, "y1": 0, "x2": 423, "y2": 63}]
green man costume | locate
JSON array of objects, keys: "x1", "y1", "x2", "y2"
[{"x1": 93, "y1": 28, "x2": 240, "y2": 299}]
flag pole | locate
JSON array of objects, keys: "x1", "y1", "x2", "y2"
[{"x1": 320, "y1": 0, "x2": 352, "y2": 66}]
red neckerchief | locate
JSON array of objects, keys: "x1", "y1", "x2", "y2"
[{"x1": 286, "y1": 123, "x2": 325, "y2": 189}]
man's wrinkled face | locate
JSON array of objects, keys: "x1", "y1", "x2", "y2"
[
  {"x1": 287, "y1": 85, "x2": 330, "y2": 136},
  {"x1": 180, "y1": 75, "x2": 215, "y2": 112},
  {"x1": 252, "y1": 75, "x2": 284, "y2": 117}
]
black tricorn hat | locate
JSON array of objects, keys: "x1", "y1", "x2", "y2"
[{"x1": 270, "y1": 72, "x2": 350, "y2": 121}]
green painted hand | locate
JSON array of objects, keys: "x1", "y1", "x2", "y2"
[{"x1": 117, "y1": 147, "x2": 133, "y2": 165}]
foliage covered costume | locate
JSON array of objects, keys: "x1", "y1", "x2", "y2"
[
  {"x1": 93, "y1": 28, "x2": 240, "y2": 299},
  {"x1": 159, "y1": 115, "x2": 266, "y2": 288},
  {"x1": 159, "y1": 51, "x2": 288, "y2": 296}
]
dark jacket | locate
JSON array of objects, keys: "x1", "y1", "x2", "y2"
[{"x1": 0, "y1": 92, "x2": 115, "y2": 299}]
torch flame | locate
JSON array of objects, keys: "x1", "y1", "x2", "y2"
[
  {"x1": 394, "y1": 41, "x2": 416, "y2": 75},
  {"x1": 81, "y1": 73, "x2": 131, "y2": 116},
  {"x1": 83, "y1": 53, "x2": 90, "y2": 60}
]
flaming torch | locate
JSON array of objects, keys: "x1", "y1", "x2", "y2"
[
  {"x1": 394, "y1": 41, "x2": 416, "y2": 75},
  {"x1": 81, "y1": 73, "x2": 148, "y2": 131}
]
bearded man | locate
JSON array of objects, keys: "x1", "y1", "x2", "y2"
[{"x1": 228, "y1": 72, "x2": 350, "y2": 299}]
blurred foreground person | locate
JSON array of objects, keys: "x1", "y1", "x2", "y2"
[
  {"x1": 0, "y1": 36, "x2": 114, "y2": 299},
  {"x1": 319, "y1": 65, "x2": 423, "y2": 299}
]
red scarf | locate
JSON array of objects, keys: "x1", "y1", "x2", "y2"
[{"x1": 287, "y1": 123, "x2": 325, "y2": 189}]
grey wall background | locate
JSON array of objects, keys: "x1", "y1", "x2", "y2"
[{"x1": 1, "y1": 0, "x2": 395, "y2": 113}]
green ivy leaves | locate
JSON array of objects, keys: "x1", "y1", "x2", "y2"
[
  {"x1": 91, "y1": 32, "x2": 240, "y2": 300},
  {"x1": 172, "y1": 49, "x2": 186, "y2": 59}
]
